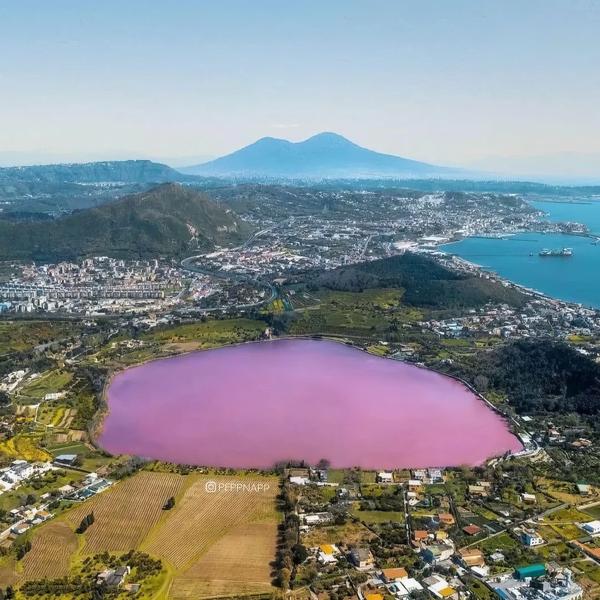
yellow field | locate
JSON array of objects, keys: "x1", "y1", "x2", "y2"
[
  {"x1": 20, "y1": 522, "x2": 78, "y2": 582},
  {"x1": 143, "y1": 475, "x2": 278, "y2": 570},
  {"x1": 0, "y1": 434, "x2": 52, "y2": 462},
  {"x1": 170, "y1": 522, "x2": 277, "y2": 599},
  {"x1": 64, "y1": 471, "x2": 186, "y2": 554},
  {"x1": 10, "y1": 471, "x2": 280, "y2": 599}
]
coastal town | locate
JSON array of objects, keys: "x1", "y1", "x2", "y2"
[
  {"x1": 2, "y1": 2, "x2": 600, "y2": 598},
  {"x1": 0, "y1": 190, "x2": 599, "y2": 598}
]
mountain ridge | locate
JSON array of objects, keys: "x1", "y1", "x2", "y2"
[
  {"x1": 181, "y1": 132, "x2": 456, "y2": 179},
  {"x1": 0, "y1": 159, "x2": 187, "y2": 185}
]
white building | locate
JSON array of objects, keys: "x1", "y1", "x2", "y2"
[
  {"x1": 521, "y1": 530, "x2": 545, "y2": 547},
  {"x1": 581, "y1": 520, "x2": 600, "y2": 535}
]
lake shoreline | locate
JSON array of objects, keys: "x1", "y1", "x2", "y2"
[{"x1": 96, "y1": 337, "x2": 524, "y2": 470}]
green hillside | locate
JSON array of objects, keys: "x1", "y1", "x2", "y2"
[
  {"x1": 0, "y1": 183, "x2": 251, "y2": 261},
  {"x1": 308, "y1": 252, "x2": 526, "y2": 309}
]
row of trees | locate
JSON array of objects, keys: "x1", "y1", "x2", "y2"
[
  {"x1": 76, "y1": 512, "x2": 95, "y2": 534},
  {"x1": 272, "y1": 483, "x2": 307, "y2": 590},
  {"x1": 14, "y1": 539, "x2": 31, "y2": 561}
]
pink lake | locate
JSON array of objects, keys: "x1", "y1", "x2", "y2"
[{"x1": 98, "y1": 339, "x2": 523, "y2": 469}]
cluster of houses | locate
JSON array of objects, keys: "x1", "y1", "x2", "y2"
[
  {"x1": 0, "y1": 257, "x2": 186, "y2": 315},
  {"x1": 363, "y1": 568, "x2": 426, "y2": 599},
  {"x1": 7, "y1": 506, "x2": 53, "y2": 538},
  {"x1": 289, "y1": 464, "x2": 594, "y2": 600},
  {"x1": 57, "y1": 471, "x2": 112, "y2": 502},
  {"x1": 362, "y1": 555, "x2": 583, "y2": 600},
  {"x1": 377, "y1": 468, "x2": 444, "y2": 486},
  {"x1": 363, "y1": 568, "x2": 462, "y2": 600},
  {"x1": 580, "y1": 520, "x2": 600, "y2": 536},
  {"x1": 489, "y1": 564, "x2": 584, "y2": 600},
  {"x1": 1, "y1": 462, "x2": 112, "y2": 544},
  {"x1": 0, "y1": 460, "x2": 54, "y2": 493}
]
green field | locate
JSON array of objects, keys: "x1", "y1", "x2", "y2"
[
  {"x1": 0, "y1": 321, "x2": 80, "y2": 354},
  {"x1": 584, "y1": 504, "x2": 600, "y2": 520},
  {"x1": 18, "y1": 370, "x2": 73, "y2": 401},
  {"x1": 289, "y1": 288, "x2": 423, "y2": 336},
  {"x1": 467, "y1": 578, "x2": 496, "y2": 599},
  {"x1": 143, "y1": 318, "x2": 267, "y2": 347},
  {"x1": 351, "y1": 508, "x2": 405, "y2": 524},
  {"x1": 575, "y1": 560, "x2": 600, "y2": 584},
  {"x1": 477, "y1": 531, "x2": 520, "y2": 553}
]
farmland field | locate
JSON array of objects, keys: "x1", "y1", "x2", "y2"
[
  {"x1": 142, "y1": 318, "x2": 267, "y2": 349},
  {"x1": 169, "y1": 521, "x2": 278, "y2": 599},
  {"x1": 351, "y1": 508, "x2": 405, "y2": 523},
  {"x1": 20, "y1": 521, "x2": 78, "y2": 582},
  {"x1": 301, "y1": 520, "x2": 375, "y2": 548},
  {"x1": 64, "y1": 471, "x2": 186, "y2": 554},
  {"x1": 0, "y1": 434, "x2": 51, "y2": 462},
  {"x1": 142, "y1": 475, "x2": 277, "y2": 572},
  {"x1": 6, "y1": 471, "x2": 280, "y2": 599},
  {"x1": 584, "y1": 504, "x2": 600, "y2": 520}
]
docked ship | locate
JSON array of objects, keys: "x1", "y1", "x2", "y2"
[{"x1": 539, "y1": 247, "x2": 573, "y2": 257}]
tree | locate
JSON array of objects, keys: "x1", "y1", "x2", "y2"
[
  {"x1": 15, "y1": 540, "x2": 31, "y2": 560},
  {"x1": 473, "y1": 374, "x2": 489, "y2": 392},
  {"x1": 162, "y1": 496, "x2": 175, "y2": 510},
  {"x1": 76, "y1": 512, "x2": 95, "y2": 534},
  {"x1": 317, "y1": 458, "x2": 331, "y2": 470},
  {"x1": 291, "y1": 543, "x2": 308, "y2": 565},
  {"x1": 278, "y1": 567, "x2": 291, "y2": 590}
]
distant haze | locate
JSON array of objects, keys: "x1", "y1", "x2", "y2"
[{"x1": 1, "y1": 1, "x2": 599, "y2": 181}]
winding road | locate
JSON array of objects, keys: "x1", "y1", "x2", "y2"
[{"x1": 180, "y1": 224, "x2": 280, "y2": 312}]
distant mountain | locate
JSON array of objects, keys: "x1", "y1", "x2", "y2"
[
  {"x1": 181, "y1": 132, "x2": 456, "y2": 179},
  {"x1": 0, "y1": 160, "x2": 185, "y2": 185},
  {"x1": 0, "y1": 183, "x2": 251, "y2": 261}
]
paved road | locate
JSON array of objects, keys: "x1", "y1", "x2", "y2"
[{"x1": 180, "y1": 255, "x2": 277, "y2": 312}]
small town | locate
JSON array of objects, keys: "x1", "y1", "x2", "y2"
[{"x1": 281, "y1": 463, "x2": 599, "y2": 600}]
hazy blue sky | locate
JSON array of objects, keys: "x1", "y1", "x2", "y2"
[{"x1": 1, "y1": 0, "x2": 599, "y2": 175}]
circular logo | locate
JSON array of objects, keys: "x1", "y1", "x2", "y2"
[{"x1": 205, "y1": 480, "x2": 217, "y2": 493}]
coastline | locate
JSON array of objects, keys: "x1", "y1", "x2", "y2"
[{"x1": 437, "y1": 230, "x2": 600, "y2": 310}]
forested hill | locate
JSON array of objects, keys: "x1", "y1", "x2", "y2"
[
  {"x1": 307, "y1": 253, "x2": 526, "y2": 309},
  {"x1": 0, "y1": 160, "x2": 185, "y2": 185},
  {"x1": 452, "y1": 339, "x2": 600, "y2": 416},
  {"x1": 0, "y1": 183, "x2": 251, "y2": 261}
]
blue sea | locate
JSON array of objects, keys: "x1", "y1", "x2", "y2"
[
  {"x1": 442, "y1": 199, "x2": 600, "y2": 308},
  {"x1": 531, "y1": 199, "x2": 600, "y2": 236}
]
